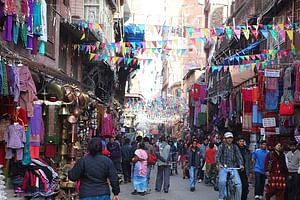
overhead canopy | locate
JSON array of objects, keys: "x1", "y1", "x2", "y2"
[
  {"x1": 124, "y1": 24, "x2": 145, "y2": 42},
  {"x1": 230, "y1": 68, "x2": 255, "y2": 87}
]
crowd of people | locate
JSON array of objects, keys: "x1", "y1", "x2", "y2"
[{"x1": 67, "y1": 132, "x2": 300, "y2": 200}]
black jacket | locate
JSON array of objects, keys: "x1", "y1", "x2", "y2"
[
  {"x1": 121, "y1": 144, "x2": 132, "y2": 162},
  {"x1": 68, "y1": 154, "x2": 120, "y2": 198},
  {"x1": 187, "y1": 147, "x2": 201, "y2": 168}
]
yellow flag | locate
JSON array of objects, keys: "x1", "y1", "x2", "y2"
[
  {"x1": 251, "y1": 63, "x2": 256, "y2": 71},
  {"x1": 113, "y1": 57, "x2": 119, "y2": 63},
  {"x1": 242, "y1": 29, "x2": 250, "y2": 40},
  {"x1": 286, "y1": 30, "x2": 294, "y2": 41},
  {"x1": 80, "y1": 33, "x2": 86, "y2": 40},
  {"x1": 146, "y1": 41, "x2": 152, "y2": 48},
  {"x1": 278, "y1": 24, "x2": 284, "y2": 30},
  {"x1": 203, "y1": 28, "x2": 209, "y2": 38},
  {"x1": 89, "y1": 53, "x2": 96, "y2": 61}
]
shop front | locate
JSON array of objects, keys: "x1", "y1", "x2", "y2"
[{"x1": 0, "y1": 56, "x2": 110, "y2": 198}]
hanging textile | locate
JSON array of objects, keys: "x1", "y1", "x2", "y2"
[
  {"x1": 19, "y1": 65, "x2": 37, "y2": 117},
  {"x1": 30, "y1": 104, "x2": 44, "y2": 147},
  {"x1": 294, "y1": 64, "x2": 300, "y2": 105},
  {"x1": 265, "y1": 89, "x2": 279, "y2": 111},
  {"x1": 22, "y1": 125, "x2": 31, "y2": 165},
  {"x1": 257, "y1": 71, "x2": 265, "y2": 111},
  {"x1": 198, "y1": 112, "x2": 207, "y2": 126}
]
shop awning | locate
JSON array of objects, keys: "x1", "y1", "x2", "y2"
[
  {"x1": 1, "y1": 43, "x2": 92, "y2": 91},
  {"x1": 230, "y1": 68, "x2": 256, "y2": 87}
]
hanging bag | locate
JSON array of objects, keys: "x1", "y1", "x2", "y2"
[{"x1": 279, "y1": 95, "x2": 295, "y2": 116}]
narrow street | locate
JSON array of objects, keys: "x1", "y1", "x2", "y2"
[{"x1": 119, "y1": 172, "x2": 218, "y2": 200}]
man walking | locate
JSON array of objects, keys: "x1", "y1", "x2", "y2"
[
  {"x1": 216, "y1": 132, "x2": 244, "y2": 200},
  {"x1": 187, "y1": 139, "x2": 201, "y2": 192},
  {"x1": 285, "y1": 141, "x2": 300, "y2": 200},
  {"x1": 237, "y1": 136, "x2": 251, "y2": 200},
  {"x1": 121, "y1": 138, "x2": 132, "y2": 183},
  {"x1": 198, "y1": 137, "x2": 209, "y2": 183},
  {"x1": 252, "y1": 140, "x2": 268, "y2": 200},
  {"x1": 107, "y1": 137, "x2": 122, "y2": 174},
  {"x1": 155, "y1": 135, "x2": 171, "y2": 193}
]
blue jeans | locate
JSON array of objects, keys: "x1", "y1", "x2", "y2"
[
  {"x1": 80, "y1": 195, "x2": 110, "y2": 200},
  {"x1": 218, "y1": 168, "x2": 242, "y2": 200},
  {"x1": 189, "y1": 166, "x2": 198, "y2": 188}
]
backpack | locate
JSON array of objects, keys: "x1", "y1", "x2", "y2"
[{"x1": 148, "y1": 152, "x2": 157, "y2": 165}]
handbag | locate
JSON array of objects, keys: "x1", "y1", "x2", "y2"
[{"x1": 279, "y1": 95, "x2": 295, "y2": 116}]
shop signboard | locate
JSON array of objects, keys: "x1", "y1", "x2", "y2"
[
  {"x1": 264, "y1": 69, "x2": 281, "y2": 78},
  {"x1": 262, "y1": 117, "x2": 276, "y2": 128}
]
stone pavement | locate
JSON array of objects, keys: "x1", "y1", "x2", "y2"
[{"x1": 6, "y1": 167, "x2": 257, "y2": 199}]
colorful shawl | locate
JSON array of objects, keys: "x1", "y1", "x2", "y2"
[{"x1": 135, "y1": 149, "x2": 148, "y2": 177}]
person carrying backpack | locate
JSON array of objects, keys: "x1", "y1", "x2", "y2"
[
  {"x1": 155, "y1": 135, "x2": 171, "y2": 193},
  {"x1": 144, "y1": 137, "x2": 156, "y2": 188}
]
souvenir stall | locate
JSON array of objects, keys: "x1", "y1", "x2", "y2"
[{"x1": 0, "y1": 61, "x2": 59, "y2": 198}]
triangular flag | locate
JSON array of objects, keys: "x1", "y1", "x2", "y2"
[
  {"x1": 251, "y1": 55, "x2": 256, "y2": 60},
  {"x1": 215, "y1": 27, "x2": 224, "y2": 36},
  {"x1": 152, "y1": 41, "x2": 157, "y2": 48},
  {"x1": 251, "y1": 29, "x2": 259, "y2": 39},
  {"x1": 156, "y1": 25, "x2": 162, "y2": 34},
  {"x1": 260, "y1": 30, "x2": 269, "y2": 39},
  {"x1": 278, "y1": 24, "x2": 284, "y2": 30},
  {"x1": 269, "y1": 30, "x2": 278, "y2": 40},
  {"x1": 89, "y1": 53, "x2": 96, "y2": 61},
  {"x1": 127, "y1": 58, "x2": 133, "y2": 65},
  {"x1": 117, "y1": 57, "x2": 123, "y2": 64},
  {"x1": 253, "y1": 25, "x2": 259, "y2": 30},
  {"x1": 245, "y1": 55, "x2": 250, "y2": 60},
  {"x1": 203, "y1": 28, "x2": 209, "y2": 38},
  {"x1": 147, "y1": 59, "x2": 152, "y2": 65},
  {"x1": 187, "y1": 27, "x2": 193, "y2": 37},
  {"x1": 286, "y1": 30, "x2": 294, "y2": 41},
  {"x1": 146, "y1": 41, "x2": 152, "y2": 48},
  {"x1": 251, "y1": 63, "x2": 256, "y2": 71},
  {"x1": 225, "y1": 27, "x2": 233, "y2": 40},
  {"x1": 242, "y1": 29, "x2": 250, "y2": 40},
  {"x1": 80, "y1": 33, "x2": 85, "y2": 40},
  {"x1": 234, "y1": 29, "x2": 241, "y2": 40},
  {"x1": 113, "y1": 57, "x2": 119, "y2": 63}
]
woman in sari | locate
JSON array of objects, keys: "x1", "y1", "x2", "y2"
[{"x1": 131, "y1": 142, "x2": 148, "y2": 196}]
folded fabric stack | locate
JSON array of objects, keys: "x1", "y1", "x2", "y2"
[{"x1": 0, "y1": 165, "x2": 7, "y2": 199}]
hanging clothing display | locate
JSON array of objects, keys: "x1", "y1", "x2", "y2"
[
  {"x1": 257, "y1": 71, "x2": 265, "y2": 111},
  {"x1": 22, "y1": 125, "x2": 31, "y2": 165},
  {"x1": 101, "y1": 112, "x2": 114, "y2": 137},
  {"x1": 4, "y1": 123, "x2": 26, "y2": 160},
  {"x1": 265, "y1": 90, "x2": 279, "y2": 111},
  {"x1": 39, "y1": 0, "x2": 47, "y2": 55},
  {"x1": 16, "y1": 107, "x2": 27, "y2": 127},
  {"x1": 27, "y1": 0, "x2": 33, "y2": 50},
  {"x1": 19, "y1": 65, "x2": 37, "y2": 117},
  {"x1": 30, "y1": 104, "x2": 44, "y2": 147},
  {"x1": 294, "y1": 64, "x2": 300, "y2": 105}
]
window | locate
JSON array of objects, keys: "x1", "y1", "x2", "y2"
[
  {"x1": 84, "y1": 0, "x2": 114, "y2": 42},
  {"x1": 46, "y1": 0, "x2": 56, "y2": 59}
]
